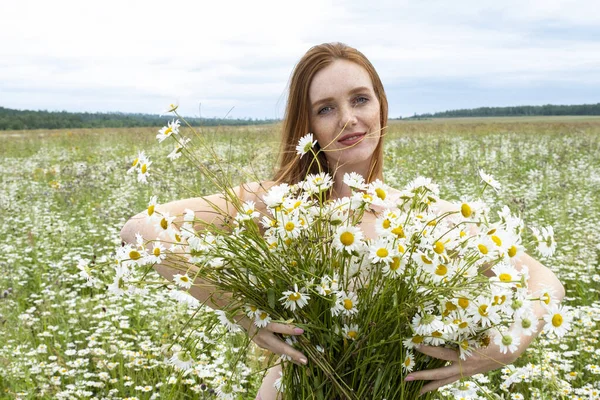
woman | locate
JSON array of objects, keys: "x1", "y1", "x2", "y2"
[{"x1": 121, "y1": 43, "x2": 565, "y2": 399}]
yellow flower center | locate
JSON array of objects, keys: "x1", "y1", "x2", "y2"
[
  {"x1": 445, "y1": 302, "x2": 457, "y2": 311},
  {"x1": 375, "y1": 188, "x2": 386, "y2": 200},
  {"x1": 552, "y1": 314, "x2": 563, "y2": 327},
  {"x1": 542, "y1": 293, "x2": 551, "y2": 305},
  {"x1": 459, "y1": 321, "x2": 468, "y2": 329},
  {"x1": 180, "y1": 276, "x2": 189, "y2": 282},
  {"x1": 343, "y1": 299, "x2": 354, "y2": 310},
  {"x1": 147, "y1": 205, "x2": 155, "y2": 216},
  {"x1": 435, "y1": 264, "x2": 448, "y2": 276},
  {"x1": 160, "y1": 218, "x2": 168, "y2": 230},
  {"x1": 382, "y1": 219, "x2": 391, "y2": 229},
  {"x1": 259, "y1": 312, "x2": 268, "y2": 320},
  {"x1": 478, "y1": 304, "x2": 489, "y2": 317},
  {"x1": 508, "y1": 245, "x2": 517, "y2": 257},
  {"x1": 163, "y1": 127, "x2": 172, "y2": 136},
  {"x1": 391, "y1": 226, "x2": 405, "y2": 238},
  {"x1": 499, "y1": 273, "x2": 512, "y2": 282},
  {"x1": 458, "y1": 297, "x2": 469, "y2": 309},
  {"x1": 141, "y1": 164, "x2": 147, "y2": 174},
  {"x1": 132, "y1": 158, "x2": 139, "y2": 167},
  {"x1": 376, "y1": 248, "x2": 389, "y2": 258},
  {"x1": 340, "y1": 232, "x2": 355, "y2": 246},
  {"x1": 461, "y1": 203, "x2": 472, "y2": 218},
  {"x1": 411, "y1": 335, "x2": 424, "y2": 344},
  {"x1": 390, "y1": 257, "x2": 401, "y2": 271},
  {"x1": 362, "y1": 194, "x2": 373, "y2": 202},
  {"x1": 153, "y1": 247, "x2": 161, "y2": 256},
  {"x1": 397, "y1": 244, "x2": 405, "y2": 253},
  {"x1": 129, "y1": 250, "x2": 141, "y2": 260},
  {"x1": 478, "y1": 244, "x2": 488, "y2": 254},
  {"x1": 460, "y1": 231, "x2": 466, "y2": 238},
  {"x1": 404, "y1": 357, "x2": 412, "y2": 366},
  {"x1": 433, "y1": 241, "x2": 445, "y2": 254},
  {"x1": 491, "y1": 235, "x2": 502, "y2": 246},
  {"x1": 348, "y1": 330, "x2": 358, "y2": 339},
  {"x1": 432, "y1": 331, "x2": 442, "y2": 338},
  {"x1": 288, "y1": 293, "x2": 301, "y2": 301},
  {"x1": 421, "y1": 255, "x2": 432, "y2": 265},
  {"x1": 285, "y1": 222, "x2": 295, "y2": 232}
]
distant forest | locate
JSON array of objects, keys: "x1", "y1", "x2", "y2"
[
  {"x1": 404, "y1": 103, "x2": 600, "y2": 119},
  {"x1": 2, "y1": 103, "x2": 600, "y2": 130},
  {"x1": 0, "y1": 107, "x2": 278, "y2": 130}
]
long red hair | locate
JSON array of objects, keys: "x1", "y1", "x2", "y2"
[{"x1": 273, "y1": 42, "x2": 388, "y2": 184}]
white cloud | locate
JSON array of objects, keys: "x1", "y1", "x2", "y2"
[{"x1": 1, "y1": 0, "x2": 599, "y2": 117}]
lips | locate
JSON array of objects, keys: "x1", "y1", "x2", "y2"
[{"x1": 338, "y1": 132, "x2": 366, "y2": 146}]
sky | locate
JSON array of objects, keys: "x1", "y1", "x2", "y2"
[{"x1": 1, "y1": 0, "x2": 599, "y2": 119}]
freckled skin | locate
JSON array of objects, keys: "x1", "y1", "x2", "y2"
[{"x1": 308, "y1": 59, "x2": 381, "y2": 182}]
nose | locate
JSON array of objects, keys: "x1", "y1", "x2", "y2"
[{"x1": 338, "y1": 105, "x2": 358, "y2": 130}]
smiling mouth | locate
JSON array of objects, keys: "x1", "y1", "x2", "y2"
[{"x1": 338, "y1": 133, "x2": 366, "y2": 145}]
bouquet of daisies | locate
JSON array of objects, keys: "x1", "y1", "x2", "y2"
[{"x1": 109, "y1": 112, "x2": 570, "y2": 399}]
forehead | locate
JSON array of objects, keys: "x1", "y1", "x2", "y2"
[{"x1": 309, "y1": 59, "x2": 374, "y2": 102}]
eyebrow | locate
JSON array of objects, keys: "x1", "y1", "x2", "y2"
[{"x1": 311, "y1": 86, "x2": 373, "y2": 109}]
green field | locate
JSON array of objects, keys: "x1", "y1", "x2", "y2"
[{"x1": 1, "y1": 118, "x2": 599, "y2": 399}]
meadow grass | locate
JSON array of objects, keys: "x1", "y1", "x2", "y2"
[{"x1": 0, "y1": 118, "x2": 599, "y2": 399}]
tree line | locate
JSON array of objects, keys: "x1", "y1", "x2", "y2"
[
  {"x1": 0, "y1": 107, "x2": 278, "y2": 130},
  {"x1": 402, "y1": 103, "x2": 600, "y2": 119}
]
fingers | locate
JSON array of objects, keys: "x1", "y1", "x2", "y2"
[
  {"x1": 406, "y1": 362, "x2": 460, "y2": 382},
  {"x1": 419, "y1": 374, "x2": 462, "y2": 395},
  {"x1": 264, "y1": 334, "x2": 307, "y2": 366},
  {"x1": 414, "y1": 345, "x2": 459, "y2": 362},
  {"x1": 266, "y1": 322, "x2": 304, "y2": 336}
]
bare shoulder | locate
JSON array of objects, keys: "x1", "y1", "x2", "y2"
[{"x1": 434, "y1": 198, "x2": 459, "y2": 214}]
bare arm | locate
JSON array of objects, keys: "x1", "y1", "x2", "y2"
[{"x1": 119, "y1": 183, "x2": 308, "y2": 365}]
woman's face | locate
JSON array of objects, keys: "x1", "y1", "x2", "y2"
[{"x1": 308, "y1": 59, "x2": 381, "y2": 174}]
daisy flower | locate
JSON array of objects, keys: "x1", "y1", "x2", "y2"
[
  {"x1": 156, "y1": 119, "x2": 180, "y2": 143},
  {"x1": 331, "y1": 291, "x2": 359, "y2": 317},
  {"x1": 147, "y1": 242, "x2": 167, "y2": 264},
  {"x1": 254, "y1": 310, "x2": 271, "y2": 328},
  {"x1": 215, "y1": 310, "x2": 242, "y2": 333},
  {"x1": 296, "y1": 133, "x2": 317, "y2": 158},
  {"x1": 333, "y1": 225, "x2": 364, "y2": 253},
  {"x1": 169, "y1": 350, "x2": 194, "y2": 370},
  {"x1": 301, "y1": 172, "x2": 333, "y2": 194},
  {"x1": 402, "y1": 351, "x2": 415, "y2": 373},
  {"x1": 382, "y1": 255, "x2": 406, "y2": 278},
  {"x1": 127, "y1": 150, "x2": 147, "y2": 174},
  {"x1": 343, "y1": 172, "x2": 366, "y2": 191},
  {"x1": 146, "y1": 196, "x2": 159, "y2": 222},
  {"x1": 280, "y1": 284, "x2": 310, "y2": 312},
  {"x1": 479, "y1": 169, "x2": 501, "y2": 192},
  {"x1": 367, "y1": 179, "x2": 391, "y2": 206},
  {"x1": 542, "y1": 304, "x2": 571, "y2": 337},
  {"x1": 368, "y1": 238, "x2": 395, "y2": 264},
  {"x1": 342, "y1": 323, "x2": 359, "y2": 340},
  {"x1": 263, "y1": 183, "x2": 290, "y2": 208},
  {"x1": 494, "y1": 330, "x2": 521, "y2": 354},
  {"x1": 172, "y1": 273, "x2": 192, "y2": 289},
  {"x1": 136, "y1": 157, "x2": 152, "y2": 183},
  {"x1": 531, "y1": 226, "x2": 556, "y2": 257}
]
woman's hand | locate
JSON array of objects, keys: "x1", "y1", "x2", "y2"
[
  {"x1": 405, "y1": 342, "x2": 519, "y2": 395},
  {"x1": 238, "y1": 318, "x2": 308, "y2": 366}
]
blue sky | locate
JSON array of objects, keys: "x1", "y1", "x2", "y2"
[{"x1": 1, "y1": 0, "x2": 599, "y2": 119}]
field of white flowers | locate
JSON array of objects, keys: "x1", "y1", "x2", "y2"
[{"x1": 0, "y1": 118, "x2": 599, "y2": 399}]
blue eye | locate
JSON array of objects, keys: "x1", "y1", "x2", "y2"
[
  {"x1": 318, "y1": 106, "x2": 333, "y2": 115},
  {"x1": 354, "y1": 96, "x2": 369, "y2": 104}
]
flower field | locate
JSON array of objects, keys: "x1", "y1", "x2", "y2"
[{"x1": 1, "y1": 117, "x2": 599, "y2": 399}]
